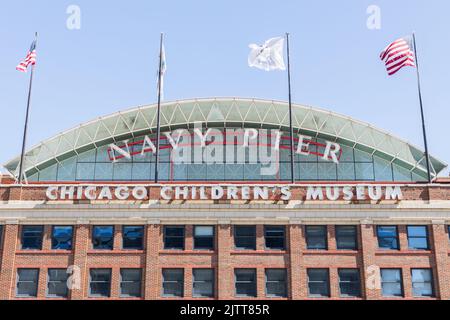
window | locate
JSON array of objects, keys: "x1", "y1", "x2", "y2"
[
  {"x1": 120, "y1": 269, "x2": 142, "y2": 298},
  {"x1": 407, "y1": 226, "x2": 429, "y2": 250},
  {"x1": 21, "y1": 225, "x2": 43, "y2": 250},
  {"x1": 411, "y1": 269, "x2": 434, "y2": 297},
  {"x1": 163, "y1": 226, "x2": 185, "y2": 250},
  {"x1": 265, "y1": 269, "x2": 287, "y2": 298},
  {"x1": 381, "y1": 269, "x2": 403, "y2": 297},
  {"x1": 122, "y1": 226, "x2": 144, "y2": 250},
  {"x1": 306, "y1": 226, "x2": 327, "y2": 250},
  {"x1": 264, "y1": 226, "x2": 285, "y2": 250},
  {"x1": 235, "y1": 269, "x2": 257, "y2": 297},
  {"x1": 89, "y1": 269, "x2": 112, "y2": 297},
  {"x1": 193, "y1": 269, "x2": 214, "y2": 298},
  {"x1": 377, "y1": 226, "x2": 399, "y2": 250},
  {"x1": 92, "y1": 226, "x2": 114, "y2": 250},
  {"x1": 234, "y1": 226, "x2": 256, "y2": 250},
  {"x1": 51, "y1": 226, "x2": 73, "y2": 250},
  {"x1": 162, "y1": 269, "x2": 184, "y2": 297},
  {"x1": 336, "y1": 226, "x2": 358, "y2": 250},
  {"x1": 47, "y1": 269, "x2": 69, "y2": 298},
  {"x1": 194, "y1": 226, "x2": 215, "y2": 250},
  {"x1": 338, "y1": 269, "x2": 361, "y2": 297},
  {"x1": 307, "y1": 269, "x2": 330, "y2": 298},
  {"x1": 16, "y1": 269, "x2": 39, "y2": 298}
]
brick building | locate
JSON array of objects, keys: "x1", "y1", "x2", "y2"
[{"x1": 1, "y1": 98, "x2": 449, "y2": 300}]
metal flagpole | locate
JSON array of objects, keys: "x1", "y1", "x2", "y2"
[
  {"x1": 17, "y1": 32, "x2": 38, "y2": 185},
  {"x1": 412, "y1": 32, "x2": 432, "y2": 183},
  {"x1": 154, "y1": 33, "x2": 164, "y2": 183},
  {"x1": 286, "y1": 33, "x2": 295, "y2": 184}
]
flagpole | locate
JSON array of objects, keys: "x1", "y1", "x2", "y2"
[
  {"x1": 17, "y1": 32, "x2": 38, "y2": 185},
  {"x1": 286, "y1": 33, "x2": 295, "y2": 184},
  {"x1": 154, "y1": 33, "x2": 164, "y2": 183},
  {"x1": 412, "y1": 33, "x2": 432, "y2": 183}
]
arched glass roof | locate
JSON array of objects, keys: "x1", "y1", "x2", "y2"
[{"x1": 3, "y1": 98, "x2": 447, "y2": 180}]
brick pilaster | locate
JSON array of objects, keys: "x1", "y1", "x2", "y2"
[
  {"x1": 70, "y1": 224, "x2": 89, "y2": 300},
  {"x1": 288, "y1": 223, "x2": 303, "y2": 299},
  {"x1": 217, "y1": 223, "x2": 232, "y2": 299},
  {"x1": 359, "y1": 221, "x2": 380, "y2": 300},
  {"x1": 144, "y1": 224, "x2": 160, "y2": 299},
  {"x1": 431, "y1": 222, "x2": 450, "y2": 299},
  {"x1": 0, "y1": 224, "x2": 19, "y2": 300}
]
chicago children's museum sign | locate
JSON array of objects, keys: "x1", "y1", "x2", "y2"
[{"x1": 45, "y1": 185, "x2": 403, "y2": 202}]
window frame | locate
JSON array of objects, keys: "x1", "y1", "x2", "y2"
[
  {"x1": 89, "y1": 268, "x2": 112, "y2": 298},
  {"x1": 122, "y1": 225, "x2": 144, "y2": 250},
  {"x1": 21, "y1": 225, "x2": 44, "y2": 250},
  {"x1": 264, "y1": 225, "x2": 286, "y2": 250},
  {"x1": 16, "y1": 268, "x2": 39, "y2": 298},
  {"x1": 92, "y1": 225, "x2": 115, "y2": 250},
  {"x1": 407, "y1": 225, "x2": 430, "y2": 250},
  {"x1": 376, "y1": 225, "x2": 400, "y2": 250},
  {"x1": 163, "y1": 225, "x2": 185, "y2": 250},
  {"x1": 120, "y1": 268, "x2": 142, "y2": 298},
  {"x1": 192, "y1": 268, "x2": 215, "y2": 298},
  {"x1": 335, "y1": 225, "x2": 358, "y2": 250},
  {"x1": 338, "y1": 268, "x2": 361, "y2": 298},
  {"x1": 380, "y1": 268, "x2": 404, "y2": 297},
  {"x1": 193, "y1": 225, "x2": 215, "y2": 250},
  {"x1": 234, "y1": 225, "x2": 257, "y2": 250},
  {"x1": 265, "y1": 268, "x2": 288, "y2": 298},
  {"x1": 162, "y1": 268, "x2": 184, "y2": 298},
  {"x1": 46, "y1": 268, "x2": 69, "y2": 298},
  {"x1": 51, "y1": 226, "x2": 74, "y2": 250},
  {"x1": 307, "y1": 268, "x2": 330, "y2": 298},
  {"x1": 411, "y1": 268, "x2": 434, "y2": 298},
  {"x1": 234, "y1": 268, "x2": 257, "y2": 298},
  {"x1": 305, "y1": 225, "x2": 328, "y2": 250}
]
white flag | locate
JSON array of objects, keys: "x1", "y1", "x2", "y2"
[{"x1": 248, "y1": 37, "x2": 286, "y2": 71}]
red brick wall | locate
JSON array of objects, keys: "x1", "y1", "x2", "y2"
[{"x1": 0, "y1": 222, "x2": 448, "y2": 300}]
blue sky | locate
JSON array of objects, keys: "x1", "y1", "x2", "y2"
[{"x1": 1, "y1": 0, "x2": 449, "y2": 175}]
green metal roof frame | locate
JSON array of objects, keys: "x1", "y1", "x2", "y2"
[{"x1": 3, "y1": 98, "x2": 447, "y2": 179}]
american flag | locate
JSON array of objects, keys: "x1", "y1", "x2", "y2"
[
  {"x1": 16, "y1": 40, "x2": 37, "y2": 72},
  {"x1": 380, "y1": 36, "x2": 416, "y2": 76}
]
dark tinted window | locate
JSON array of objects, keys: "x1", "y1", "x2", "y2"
[
  {"x1": 16, "y1": 269, "x2": 39, "y2": 298},
  {"x1": 123, "y1": 226, "x2": 144, "y2": 250},
  {"x1": 336, "y1": 226, "x2": 357, "y2": 250},
  {"x1": 338, "y1": 269, "x2": 361, "y2": 297},
  {"x1": 307, "y1": 269, "x2": 330, "y2": 297},
  {"x1": 194, "y1": 226, "x2": 214, "y2": 250},
  {"x1": 92, "y1": 226, "x2": 114, "y2": 250},
  {"x1": 162, "y1": 269, "x2": 184, "y2": 297},
  {"x1": 381, "y1": 269, "x2": 403, "y2": 297},
  {"x1": 52, "y1": 226, "x2": 73, "y2": 250},
  {"x1": 377, "y1": 226, "x2": 399, "y2": 250},
  {"x1": 234, "y1": 226, "x2": 256, "y2": 250},
  {"x1": 407, "y1": 226, "x2": 429, "y2": 250},
  {"x1": 306, "y1": 226, "x2": 327, "y2": 250},
  {"x1": 21, "y1": 226, "x2": 43, "y2": 250},
  {"x1": 47, "y1": 269, "x2": 69, "y2": 298},
  {"x1": 411, "y1": 269, "x2": 434, "y2": 297},
  {"x1": 264, "y1": 226, "x2": 285, "y2": 250},
  {"x1": 265, "y1": 269, "x2": 287, "y2": 298},
  {"x1": 120, "y1": 269, "x2": 142, "y2": 298},
  {"x1": 235, "y1": 269, "x2": 257, "y2": 297},
  {"x1": 89, "y1": 269, "x2": 112, "y2": 297},
  {"x1": 193, "y1": 269, "x2": 214, "y2": 298},
  {"x1": 164, "y1": 226, "x2": 185, "y2": 250}
]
